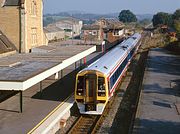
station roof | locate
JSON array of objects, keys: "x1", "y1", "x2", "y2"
[
  {"x1": 0, "y1": 44, "x2": 96, "y2": 91},
  {"x1": 2, "y1": 0, "x2": 24, "y2": 6},
  {"x1": 0, "y1": 30, "x2": 16, "y2": 54}
]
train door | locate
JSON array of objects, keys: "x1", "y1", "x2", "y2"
[{"x1": 85, "y1": 74, "x2": 97, "y2": 111}]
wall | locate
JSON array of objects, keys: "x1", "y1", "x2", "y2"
[
  {"x1": 81, "y1": 29, "x2": 101, "y2": 41},
  {"x1": 24, "y1": 0, "x2": 47, "y2": 53},
  {"x1": 106, "y1": 29, "x2": 124, "y2": 43},
  {"x1": 0, "y1": 0, "x2": 20, "y2": 51},
  {"x1": 45, "y1": 31, "x2": 65, "y2": 41}
]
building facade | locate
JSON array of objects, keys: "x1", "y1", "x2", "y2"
[
  {"x1": 49, "y1": 17, "x2": 83, "y2": 38},
  {"x1": 81, "y1": 24, "x2": 101, "y2": 42},
  {"x1": 0, "y1": 0, "x2": 48, "y2": 53},
  {"x1": 81, "y1": 18, "x2": 125, "y2": 43},
  {"x1": 44, "y1": 25, "x2": 65, "y2": 42}
]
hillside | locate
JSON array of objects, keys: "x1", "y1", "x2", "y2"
[{"x1": 43, "y1": 11, "x2": 153, "y2": 26}]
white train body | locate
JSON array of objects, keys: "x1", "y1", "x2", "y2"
[{"x1": 75, "y1": 33, "x2": 141, "y2": 114}]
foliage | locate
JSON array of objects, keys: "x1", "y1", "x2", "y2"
[
  {"x1": 118, "y1": 10, "x2": 137, "y2": 23},
  {"x1": 172, "y1": 9, "x2": 180, "y2": 39},
  {"x1": 173, "y1": 20, "x2": 180, "y2": 38},
  {"x1": 139, "y1": 19, "x2": 151, "y2": 26},
  {"x1": 152, "y1": 12, "x2": 173, "y2": 27},
  {"x1": 172, "y1": 9, "x2": 180, "y2": 20},
  {"x1": 43, "y1": 16, "x2": 55, "y2": 26}
]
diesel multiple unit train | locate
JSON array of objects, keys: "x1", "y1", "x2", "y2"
[{"x1": 75, "y1": 33, "x2": 142, "y2": 114}]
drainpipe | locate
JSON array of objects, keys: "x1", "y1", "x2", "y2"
[
  {"x1": 19, "y1": 5, "x2": 22, "y2": 53},
  {"x1": 19, "y1": 3, "x2": 26, "y2": 53}
]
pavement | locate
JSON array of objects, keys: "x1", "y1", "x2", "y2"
[{"x1": 133, "y1": 48, "x2": 180, "y2": 134}]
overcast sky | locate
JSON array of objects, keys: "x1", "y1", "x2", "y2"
[{"x1": 43, "y1": 0, "x2": 180, "y2": 14}]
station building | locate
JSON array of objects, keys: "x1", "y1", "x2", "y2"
[
  {"x1": 81, "y1": 18, "x2": 125, "y2": 44},
  {"x1": 0, "y1": 0, "x2": 48, "y2": 53}
]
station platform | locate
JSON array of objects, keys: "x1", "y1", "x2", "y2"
[
  {"x1": 133, "y1": 48, "x2": 180, "y2": 134},
  {"x1": 0, "y1": 43, "x2": 99, "y2": 133}
]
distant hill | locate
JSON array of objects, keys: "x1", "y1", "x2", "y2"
[
  {"x1": 136, "y1": 14, "x2": 153, "y2": 21},
  {"x1": 43, "y1": 11, "x2": 153, "y2": 26}
]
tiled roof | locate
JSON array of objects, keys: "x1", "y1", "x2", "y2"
[
  {"x1": 82, "y1": 18, "x2": 124, "y2": 31},
  {"x1": 2, "y1": 0, "x2": 24, "y2": 6},
  {"x1": 60, "y1": 17, "x2": 81, "y2": 23},
  {"x1": 44, "y1": 25, "x2": 64, "y2": 33},
  {"x1": 82, "y1": 24, "x2": 100, "y2": 30},
  {"x1": 55, "y1": 17, "x2": 81, "y2": 25},
  {"x1": 0, "y1": 30, "x2": 16, "y2": 54},
  {"x1": 100, "y1": 18, "x2": 124, "y2": 29}
]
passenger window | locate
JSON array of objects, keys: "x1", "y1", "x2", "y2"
[
  {"x1": 77, "y1": 76, "x2": 84, "y2": 96},
  {"x1": 98, "y1": 77, "x2": 106, "y2": 96}
]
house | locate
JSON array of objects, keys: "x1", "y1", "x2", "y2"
[
  {"x1": 100, "y1": 18, "x2": 125, "y2": 43},
  {"x1": 81, "y1": 24, "x2": 101, "y2": 42},
  {"x1": 48, "y1": 17, "x2": 83, "y2": 38},
  {"x1": 44, "y1": 25, "x2": 65, "y2": 42},
  {"x1": 0, "y1": 0, "x2": 48, "y2": 53},
  {"x1": 81, "y1": 18, "x2": 125, "y2": 43}
]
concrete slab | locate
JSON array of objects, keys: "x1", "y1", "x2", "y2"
[
  {"x1": 133, "y1": 48, "x2": 180, "y2": 134},
  {"x1": 0, "y1": 44, "x2": 95, "y2": 82}
]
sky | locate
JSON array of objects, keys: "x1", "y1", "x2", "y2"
[{"x1": 43, "y1": 0, "x2": 180, "y2": 14}]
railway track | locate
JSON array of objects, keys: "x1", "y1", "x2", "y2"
[
  {"x1": 67, "y1": 89, "x2": 118, "y2": 134},
  {"x1": 66, "y1": 33, "x2": 150, "y2": 134},
  {"x1": 67, "y1": 115, "x2": 100, "y2": 134}
]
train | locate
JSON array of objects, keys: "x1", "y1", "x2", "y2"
[{"x1": 75, "y1": 33, "x2": 142, "y2": 115}]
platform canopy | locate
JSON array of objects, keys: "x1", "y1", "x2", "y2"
[{"x1": 0, "y1": 44, "x2": 96, "y2": 91}]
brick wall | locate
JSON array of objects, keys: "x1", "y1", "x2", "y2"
[
  {"x1": 0, "y1": 0, "x2": 20, "y2": 51},
  {"x1": 24, "y1": 0, "x2": 47, "y2": 53}
]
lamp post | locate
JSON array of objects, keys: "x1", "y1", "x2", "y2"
[{"x1": 71, "y1": 18, "x2": 74, "y2": 45}]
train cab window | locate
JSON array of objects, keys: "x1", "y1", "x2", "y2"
[
  {"x1": 77, "y1": 76, "x2": 84, "y2": 96},
  {"x1": 98, "y1": 77, "x2": 106, "y2": 97}
]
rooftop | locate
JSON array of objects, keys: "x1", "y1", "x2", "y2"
[
  {"x1": 0, "y1": 30, "x2": 16, "y2": 54},
  {"x1": 82, "y1": 18, "x2": 124, "y2": 31},
  {"x1": 2, "y1": 0, "x2": 24, "y2": 6},
  {"x1": 0, "y1": 43, "x2": 96, "y2": 90},
  {"x1": 82, "y1": 24, "x2": 100, "y2": 30},
  {"x1": 44, "y1": 25, "x2": 64, "y2": 33}
]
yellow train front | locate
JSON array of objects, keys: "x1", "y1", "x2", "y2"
[
  {"x1": 75, "y1": 33, "x2": 141, "y2": 115},
  {"x1": 75, "y1": 71, "x2": 108, "y2": 114}
]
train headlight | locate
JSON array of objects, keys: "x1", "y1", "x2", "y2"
[
  {"x1": 78, "y1": 93, "x2": 82, "y2": 96},
  {"x1": 98, "y1": 89, "x2": 106, "y2": 96},
  {"x1": 77, "y1": 88, "x2": 83, "y2": 96}
]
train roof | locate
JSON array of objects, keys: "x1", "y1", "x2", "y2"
[{"x1": 80, "y1": 33, "x2": 141, "y2": 76}]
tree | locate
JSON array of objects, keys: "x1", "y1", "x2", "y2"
[
  {"x1": 152, "y1": 12, "x2": 173, "y2": 27},
  {"x1": 139, "y1": 19, "x2": 151, "y2": 26},
  {"x1": 118, "y1": 10, "x2": 137, "y2": 23},
  {"x1": 173, "y1": 9, "x2": 180, "y2": 20},
  {"x1": 172, "y1": 9, "x2": 180, "y2": 38},
  {"x1": 43, "y1": 16, "x2": 55, "y2": 26},
  {"x1": 173, "y1": 20, "x2": 180, "y2": 38}
]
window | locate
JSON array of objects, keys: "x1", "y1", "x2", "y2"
[
  {"x1": 77, "y1": 76, "x2": 85, "y2": 96},
  {"x1": 128, "y1": 48, "x2": 136, "y2": 60},
  {"x1": 30, "y1": 0, "x2": 37, "y2": 16},
  {"x1": 31, "y1": 28, "x2": 37, "y2": 46},
  {"x1": 98, "y1": 77, "x2": 106, "y2": 96},
  {"x1": 113, "y1": 30, "x2": 120, "y2": 36},
  {"x1": 109, "y1": 57, "x2": 129, "y2": 89},
  {"x1": 92, "y1": 31, "x2": 97, "y2": 35}
]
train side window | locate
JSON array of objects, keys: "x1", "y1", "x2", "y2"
[
  {"x1": 98, "y1": 77, "x2": 106, "y2": 96},
  {"x1": 110, "y1": 77, "x2": 113, "y2": 89},
  {"x1": 77, "y1": 76, "x2": 84, "y2": 96}
]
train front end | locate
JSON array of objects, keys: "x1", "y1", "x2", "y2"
[{"x1": 75, "y1": 71, "x2": 108, "y2": 115}]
